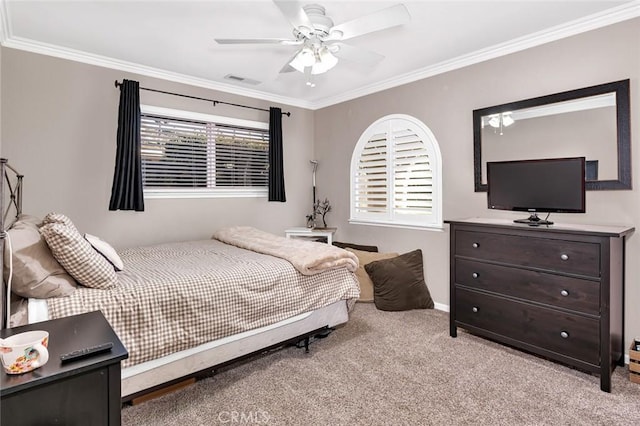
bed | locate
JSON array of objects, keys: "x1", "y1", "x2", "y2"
[{"x1": 0, "y1": 159, "x2": 360, "y2": 401}]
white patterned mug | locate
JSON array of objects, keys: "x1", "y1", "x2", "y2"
[{"x1": 0, "y1": 330, "x2": 49, "y2": 374}]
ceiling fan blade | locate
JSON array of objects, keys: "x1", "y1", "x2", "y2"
[
  {"x1": 214, "y1": 38, "x2": 301, "y2": 45},
  {"x1": 330, "y1": 42, "x2": 385, "y2": 68},
  {"x1": 273, "y1": 0, "x2": 313, "y2": 37},
  {"x1": 330, "y1": 4, "x2": 410, "y2": 41}
]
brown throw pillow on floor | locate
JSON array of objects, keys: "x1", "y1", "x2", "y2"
[{"x1": 364, "y1": 249, "x2": 434, "y2": 311}]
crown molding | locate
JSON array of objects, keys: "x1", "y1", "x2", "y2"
[
  {"x1": 313, "y1": 1, "x2": 640, "y2": 109},
  {"x1": 0, "y1": 1, "x2": 638, "y2": 111},
  {"x1": 0, "y1": 0, "x2": 10, "y2": 45},
  {"x1": 0, "y1": 35, "x2": 315, "y2": 111}
]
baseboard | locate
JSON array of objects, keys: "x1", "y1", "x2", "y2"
[{"x1": 434, "y1": 302, "x2": 449, "y2": 312}]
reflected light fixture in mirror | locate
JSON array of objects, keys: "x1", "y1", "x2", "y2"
[{"x1": 483, "y1": 113, "x2": 515, "y2": 135}]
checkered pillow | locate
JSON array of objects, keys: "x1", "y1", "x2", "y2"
[
  {"x1": 40, "y1": 223, "x2": 117, "y2": 289},
  {"x1": 43, "y1": 212, "x2": 79, "y2": 233}
]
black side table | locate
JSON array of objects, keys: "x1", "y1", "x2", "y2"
[{"x1": 1, "y1": 310, "x2": 128, "y2": 426}]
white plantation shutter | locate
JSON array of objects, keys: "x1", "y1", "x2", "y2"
[
  {"x1": 350, "y1": 115, "x2": 442, "y2": 229},
  {"x1": 139, "y1": 106, "x2": 269, "y2": 198},
  {"x1": 393, "y1": 127, "x2": 433, "y2": 216},
  {"x1": 353, "y1": 131, "x2": 388, "y2": 216}
]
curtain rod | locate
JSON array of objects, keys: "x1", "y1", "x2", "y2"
[{"x1": 114, "y1": 80, "x2": 291, "y2": 117}]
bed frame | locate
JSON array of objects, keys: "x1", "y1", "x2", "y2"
[
  {"x1": 1, "y1": 158, "x2": 24, "y2": 330},
  {"x1": 120, "y1": 300, "x2": 347, "y2": 401},
  {"x1": 0, "y1": 158, "x2": 351, "y2": 401}
]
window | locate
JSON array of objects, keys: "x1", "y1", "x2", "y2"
[
  {"x1": 350, "y1": 114, "x2": 442, "y2": 229},
  {"x1": 140, "y1": 105, "x2": 269, "y2": 198}
]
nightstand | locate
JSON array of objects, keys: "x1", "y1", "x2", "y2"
[
  {"x1": 285, "y1": 227, "x2": 337, "y2": 245},
  {"x1": 1, "y1": 311, "x2": 128, "y2": 426}
]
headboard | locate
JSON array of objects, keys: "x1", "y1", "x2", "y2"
[{"x1": 1, "y1": 158, "x2": 24, "y2": 329}]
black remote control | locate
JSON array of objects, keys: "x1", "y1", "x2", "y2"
[{"x1": 60, "y1": 342, "x2": 114, "y2": 363}]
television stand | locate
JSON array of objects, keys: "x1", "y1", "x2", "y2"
[{"x1": 514, "y1": 213, "x2": 553, "y2": 226}]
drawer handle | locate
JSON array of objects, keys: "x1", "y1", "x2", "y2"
[
  {"x1": 472, "y1": 307, "x2": 479, "y2": 313},
  {"x1": 560, "y1": 253, "x2": 569, "y2": 261},
  {"x1": 560, "y1": 331, "x2": 569, "y2": 339},
  {"x1": 472, "y1": 272, "x2": 479, "y2": 279},
  {"x1": 560, "y1": 289, "x2": 569, "y2": 297},
  {"x1": 472, "y1": 242, "x2": 479, "y2": 248}
]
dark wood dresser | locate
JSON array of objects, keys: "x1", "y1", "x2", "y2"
[
  {"x1": 1, "y1": 311, "x2": 128, "y2": 425},
  {"x1": 447, "y1": 218, "x2": 633, "y2": 392}
]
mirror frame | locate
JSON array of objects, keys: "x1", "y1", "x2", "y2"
[{"x1": 473, "y1": 79, "x2": 631, "y2": 192}]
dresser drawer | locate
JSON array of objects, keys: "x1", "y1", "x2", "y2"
[
  {"x1": 455, "y1": 288, "x2": 600, "y2": 365},
  {"x1": 455, "y1": 259, "x2": 601, "y2": 314},
  {"x1": 455, "y1": 230, "x2": 600, "y2": 277}
]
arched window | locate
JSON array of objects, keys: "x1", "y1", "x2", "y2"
[{"x1": 350, "y1": 114, "x2": 442, "y2": 229}]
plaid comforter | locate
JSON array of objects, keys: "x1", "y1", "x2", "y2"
[{"x1": 46, "y1": 239, "x2": 360, "y2": 368}]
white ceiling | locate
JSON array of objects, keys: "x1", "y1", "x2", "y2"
[{"x1": 1, "y1": 1, "x2": 638, "y2": 109}]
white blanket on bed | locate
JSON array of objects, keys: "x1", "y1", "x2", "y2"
[{"x1": 213, "y1": 226, "x2": 359, "y2": 275}]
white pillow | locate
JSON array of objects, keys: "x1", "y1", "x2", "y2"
[{"x1": 84, "y1": 234, "x2": 124, "y2": 272}]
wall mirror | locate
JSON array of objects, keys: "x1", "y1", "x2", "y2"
[{"x1": 473, "y1": 79, "x2": 630, "y2": 191}]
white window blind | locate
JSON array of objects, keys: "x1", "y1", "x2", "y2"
[
  {"x1": 139, "y1": 106, "x2": 269, "y2": 198},
  {"x1": 350, "y1": 114, "x2": 442, "y2": 229}
]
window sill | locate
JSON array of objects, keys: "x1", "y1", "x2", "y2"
[
  {"x1": 144, "y1": 188, "x2": 268, "y2": 199},
  {"x1": 348, "y1": 219, "x2": 444, "y2": 231}
]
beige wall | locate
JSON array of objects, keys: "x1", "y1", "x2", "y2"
[
  {"x1": 314, "y1": 19, "x2": 640, "y2": 350},
  {"x1": 0, "y1": 48, "x2": 314, "y2": 248}
]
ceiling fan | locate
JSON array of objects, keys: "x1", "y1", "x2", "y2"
[{"x1": 214, "y1": 1, "x2": 411, "y2": 86}]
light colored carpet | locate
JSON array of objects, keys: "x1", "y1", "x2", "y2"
[{"x1": 122, "y1": 303, "x2": 640, "y2": 425}]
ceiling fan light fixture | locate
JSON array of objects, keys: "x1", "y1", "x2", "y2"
[
  {"x1": 311, "y1": 47, "x2": 338, "y2": 74},
  {"x1": 289, "y1": 47, "x2": 314, "y2": 72}
]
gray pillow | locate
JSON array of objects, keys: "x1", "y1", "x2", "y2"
[
  {"x1": 364, "y1": 249, "x2": 434, "y2": 311},
  {"x1": 3, "y1": 217, "x2": 77, "y2": 298}
]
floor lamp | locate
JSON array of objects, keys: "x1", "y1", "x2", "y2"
[{"x1": 310, "y1": 160, "x2": 318, "y2": 223}]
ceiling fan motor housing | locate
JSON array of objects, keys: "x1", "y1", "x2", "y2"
[{"x1": 302, "y1": 4, "x2": 334, "y2": 38}]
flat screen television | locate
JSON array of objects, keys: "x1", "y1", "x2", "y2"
[{"x1": 487, "y1": 157, "x2": 586, "y2": 226}]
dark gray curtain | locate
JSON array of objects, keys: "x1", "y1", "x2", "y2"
[
  {"x1": 268, "y1": 107, "x2": 286, "y2": 202},
  {"x1": 109, "y1": 79, "x2": 145, "y2": 211}
]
